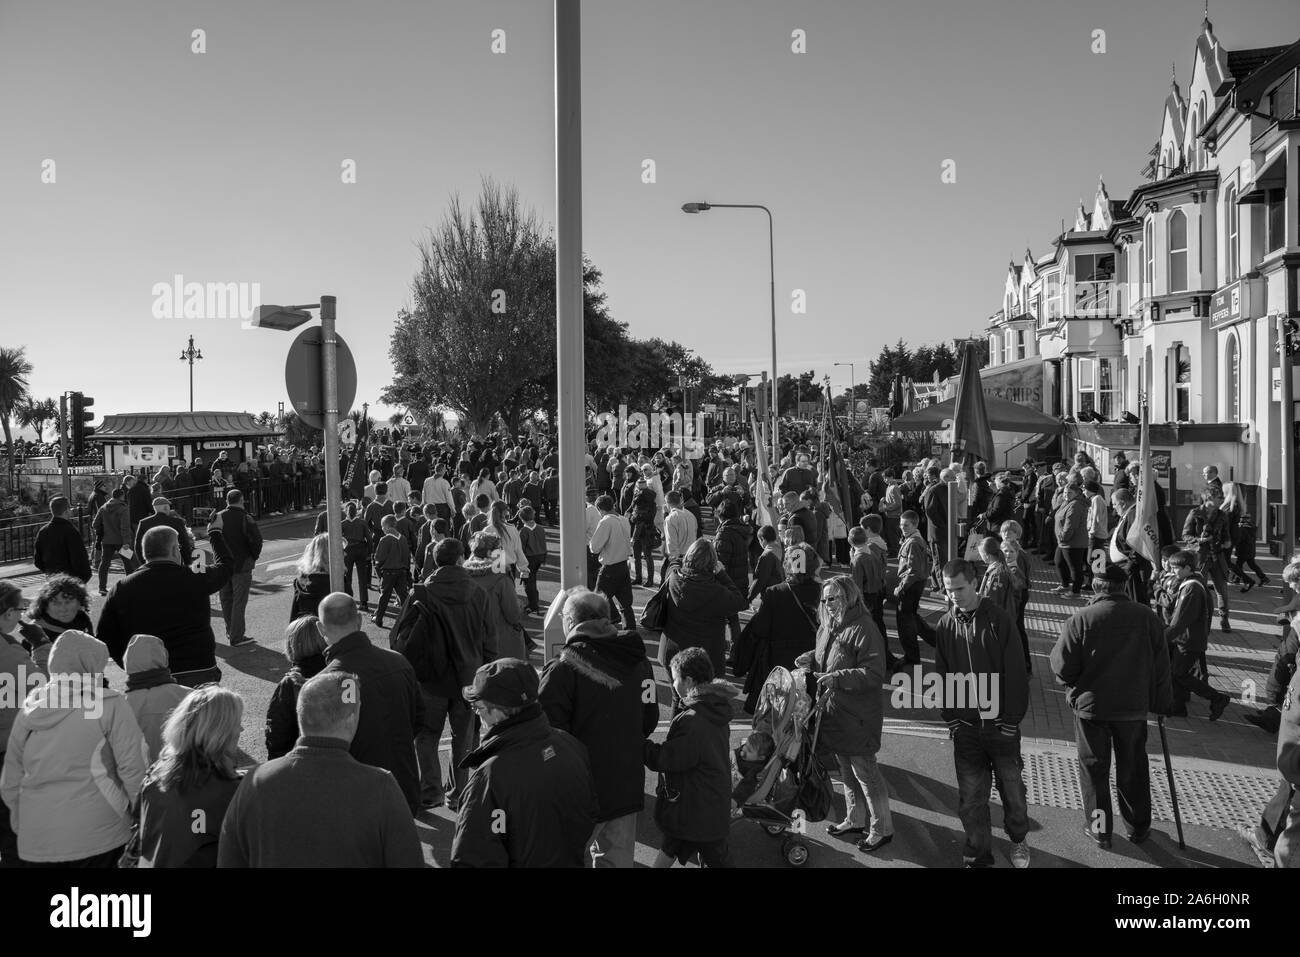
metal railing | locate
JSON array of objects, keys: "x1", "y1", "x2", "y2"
[{"x1": 1, "y1": 472, "x2": 328, "y2": 565}]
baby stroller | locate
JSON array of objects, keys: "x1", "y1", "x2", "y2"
[{"x1": 735, "y1": 666, "x2": 829, "y2": 866}]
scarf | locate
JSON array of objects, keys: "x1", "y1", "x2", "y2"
[
  {"x1": 126, "y1": 667, "x2": 176, "y2": 692},
  {"x1": 952, "y1": 602, "x2": 978, "y2": 626}
]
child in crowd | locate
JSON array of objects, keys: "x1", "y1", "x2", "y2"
[
  {"x1": 850, "y1": 523, "x2": 892, "y2": 668},
  {"x1": 518, "y1": 506, "x2": 548, "y2": 616},
  {"x1": 1152, "y1": 544, "x2": 1184, "y2": 625},
  {"x1": 750, "y1": 525, "x2": 785, "y2": 602},
  {"x1": 1000, "y1": 520, "x2": 1032, "y2": 651},
  {"x1": 731, "y1": 730, "x2": 776, "y2": 809},
  {"x1": 979, "y1": 536, "x2": 1028, "y2": 673},
  {"x1": 372, "y1": 515, "x2": 411, "y2": 627}
]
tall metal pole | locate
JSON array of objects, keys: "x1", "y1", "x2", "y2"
[
  {"x1": 58, "y1": 393, "x2": 71, "y2": 501},
  {"x1": 1279, "y1": 315, "x2": 1296, "y2": 554},
  {"x1": 320, "y1": 296, "x2": 344, "y2": 591},
  {"x1": 551, "y1": 0, "x2": 586, "y2": 660},
  {"x1": 767, "y1": 209, "x2": 779, "y2": 465}
]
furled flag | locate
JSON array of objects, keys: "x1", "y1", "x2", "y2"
[
  {"x1": 1125, "y1": 403, "x2": 1161, "y2": 566},
  {"x1": 751, "y1": 415, "x2": 775, "y2": 528},
  {"x1": 951, "y1": 342, "x2": 995, "y2": 466}
]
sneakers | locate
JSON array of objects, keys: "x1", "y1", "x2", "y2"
[
  {"x1": 1219, "y1": 617, "x2": 1232, "y2": 633},
  {"x1": 229, "y1": 636, "x2": 257, "y2": 648},
  {"x1": 1010, "y1": 840, "x2": 1030, "y2": 868},
  {"x1": 1209, "y1": 693, "x2": 1230, "y2": 722},
  {"x1": 1050, "y1": 585, "x2": 1070, "y2": 596},
  {"x1": 1084, "y1": 827, "x2": 1112, "y2": 850},
  {"x1": 1128, "y1": 826, "x2": 1152, "y2": 845}
]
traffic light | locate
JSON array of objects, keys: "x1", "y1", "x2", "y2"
[
  {"x1": 70, "y1": 392, "x2": 95, "y2": 456},
  {"x1": 1284, "y1": 317, "x2": 1300, "y2": 357}
]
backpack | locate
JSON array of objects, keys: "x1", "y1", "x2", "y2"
[{"x1": 389, "y1": 585, "x2": 457, "y2": 684}]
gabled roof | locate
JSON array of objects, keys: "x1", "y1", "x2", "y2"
[
  {"x1": 95, "y1": 412, "x2": 283, "y2": 440},
  {"x1": 1227, "y1": 45, "x2": 1290, "y2": 82}
]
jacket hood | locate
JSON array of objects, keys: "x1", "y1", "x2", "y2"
[
  {"x1": 463, "y1": 556, "x2": 502, "y2": 578},
  {"x1": 561, "y1": 620, "x2": 648, "y2": 684},
  {"x1": 718, "y1": 519, "x2": 752, "y2": 541},
  {"x1": 426, "y1": 565, "x2": 479, "y2": 604},
  {"x1": 23, "y1": 630, "x2": 117, "y2": 729},
  {"x1": 462, "y1": 704, "x2": 552, "y2": 768},
  {"x1": 124, "y1": 634, "x2": 170, "y2": 674},
  {"x1": 682, "y1": 679, "x2": 736, "y2": 725},
  {"x1": 49, "y1": 629, "x2": 110, "y2": 677}
]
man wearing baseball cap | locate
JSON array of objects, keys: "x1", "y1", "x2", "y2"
[
  {"x1": 450, "y1": 659, "x2": 597, "y2": 868},
  {"x1": 1051, "y1": 562, "x2": 1174, "y2": 850},
  {"x1": 133, "y1": 496, "x2": 194, "y2": 569}
]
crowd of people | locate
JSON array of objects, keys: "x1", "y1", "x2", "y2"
[{"x1": 3, "y1": 422, "x2": 1298, "y2": 869}]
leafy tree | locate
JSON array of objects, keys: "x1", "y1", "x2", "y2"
[
  {"x1": 777, "y1": 371, "x2": 825, "y2": 416},
  {"x1": 865, "y1": 339, "x2": 913, "y2": 407},
  {"x1": 279, "y1": 411, "x2": 319, "y2": 450},
  {"x1": 0, "y1": 347, "x2": 33, "y2": 480},
  {"x1": 16, "y1": 396, "x2": 58, "y2": 444}
]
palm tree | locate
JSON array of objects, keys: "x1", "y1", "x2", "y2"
[
  {"x1": 0, "y1": 347, "x2": 34, "y2": 481},
  {"x1": 388, "y1": 412, "x2": 405, "y2": 429},
  {"x1": 16, "y1": 396, "x2": 58, "y2": 444}
]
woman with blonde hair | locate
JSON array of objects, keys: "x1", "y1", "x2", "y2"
[
  {"x1": 289, "y1": 532, "x2": 332, "y2": 620},
  {"x1": 1221, "y1": 482, "x2": 1268, "y2": 591},
  {"x1": 137, "y1": 686, "x2": 245, "y2": 867},
  {"x1": 795, "y1": 574, "x2": 893, "y2": 852},
  {"x1": 265, "y1": 616, "x2": 328, "y2": 759}
]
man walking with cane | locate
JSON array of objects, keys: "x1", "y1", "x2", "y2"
[{"x1": 1051, "y1": 563, "x2": 1174, "y2": 849}]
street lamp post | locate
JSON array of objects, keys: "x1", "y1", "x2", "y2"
[
  {"x1": 682, "y1": 201, "x2": 779, "y2": 462},
  {"x1": 250, "y1": 300, "x2": 346, "y2": 590},
  {"x1": 179, "y1": 335, "x2": 203, "y2": 412},
  {"x1": 834, "y1": 362, "x2": 856, "y2": 423}
]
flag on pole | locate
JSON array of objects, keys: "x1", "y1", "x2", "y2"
[
  {"x1": 751, "y1": 416, "x2": 775, "y2": 528},
  {"x1": 1126, "y1": 403, "x2": 1161, "y2": 566}
]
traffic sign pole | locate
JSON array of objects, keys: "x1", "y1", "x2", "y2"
[
  {"x1": 320, "y1": 296, "x2": 344, "y2": 591},
  {"x1": 59, "y1": 393, "x2": 71, "y2": 501}
]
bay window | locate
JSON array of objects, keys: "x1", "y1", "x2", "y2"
[{"x1": 1168, "y1": 210, "x2": 1188, "y2": 292}]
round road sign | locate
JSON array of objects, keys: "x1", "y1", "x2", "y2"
[{"x1": 284, "y1": 327, "x2": 358, "y2": 431}]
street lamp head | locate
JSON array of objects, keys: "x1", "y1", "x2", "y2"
[{"x1": 681, "y1": 202, "x2": 711, "y2": 214}]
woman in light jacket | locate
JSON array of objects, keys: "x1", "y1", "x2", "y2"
[
  {"x1": 1, "y1": 631, "x2": 146, "y2": 866},
  {"x1": 795, "y1": 574, "x2": 894, "y2": 854}
]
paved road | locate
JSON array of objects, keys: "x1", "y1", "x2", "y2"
[{"x1": 5, "y1": 511, "x2": 1284, "y2": 867}]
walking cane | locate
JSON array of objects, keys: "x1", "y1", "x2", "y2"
[{"x1": 1157, "y1": 716, "x2": 1186, "y2": 850}]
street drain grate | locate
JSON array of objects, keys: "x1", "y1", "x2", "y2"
[{"x1": 987, "y1": 750, "x2": 1278, "y2": 831}]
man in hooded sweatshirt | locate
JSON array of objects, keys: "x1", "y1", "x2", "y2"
[
  {"x1": 934, "y1": 559, "x2": 1031, "y2": 868},
  {"x1": 1, "y1": 630, "x2": 147, "y2": 866},
  {"x1": 539, "y1": 588, "x2": 658, "y2": 868},
  {"x1": 123, "y1": 634, "x2": 191, "y2": 765}
]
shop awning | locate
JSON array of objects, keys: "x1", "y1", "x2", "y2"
[{"x1": 889, "y1": 396, "x2": 1066, "y2": 434}]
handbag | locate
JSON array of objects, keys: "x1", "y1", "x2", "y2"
[
  {"x1": 796, "y1": 710, "x2": 834, "y2": 822},
  {"x1": 641, "y1": 578, "x2": 671, "y2": 633}
]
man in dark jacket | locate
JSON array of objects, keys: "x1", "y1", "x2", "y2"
[
  {"x1": 32, "y1": 496, "x2": 91, "y2": 582},
  {"x1": 935, "y1": 559, "x2": 1031, "y2": 868},
  {"x1": 451, "y1": 659, "x2": 598, "y2": 867},
  {"x1": 1164, "y1": 550, "x2": 1231, "y2": 720},
  {"x1": 319, "y1": 592, "x2": 425, "y2": 814},
  {"x1": 1182, "y1": 489, "x2": 1233, "y2": 632},
  {"x1": 1050, "y1": 564, "x2": 1174, "y2": 849},
  {"x1": 399, "y1": 539, "x2": 491, "y2": 809},
  {"x1": 133, "y1": 497, "x2": 193, "y2": 569},
  {"x1": 919, "y1": 468, "x2": 948, "y2": 581},
  {"x1": 98, "y1": 523, "x2": 235, "y2": 686},
  {"x1": 217, "y1": 671, "x2": 423, "y2": 868},
  {"x1": 214, "y1": 489, "x2": 262, "y2": 647},
  {"x1": 539, "y1": 589, "x2": 658, "y2": 868},
  {"x1": 124, "y1": 473, "x2": 152, "y2": 533}
]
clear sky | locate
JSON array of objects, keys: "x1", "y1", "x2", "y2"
[{"x1": 2, "y1": 0, "x2": 1296, "y2": 435}]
